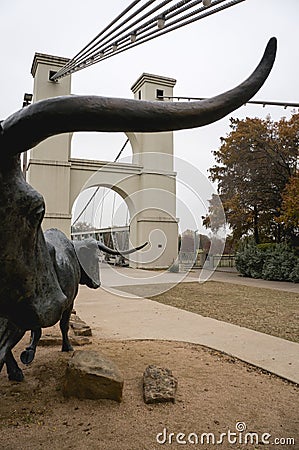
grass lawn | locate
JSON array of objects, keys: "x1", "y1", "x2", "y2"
[{"x1": 119, "y1": 281, "x2": 299, "y2": 343}]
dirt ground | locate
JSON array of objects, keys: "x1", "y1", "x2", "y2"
[{"x1": 0, "y1": 333, "x2": 298, "y2": 450}]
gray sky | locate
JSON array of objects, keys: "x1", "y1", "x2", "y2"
[{"x1": 1, "y1": 0, "x2": 298, "y2": 232}]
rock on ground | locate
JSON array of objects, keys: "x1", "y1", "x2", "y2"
[
  {"x1": 39, "y1": 335, "x2": 91, "y2": 346},
  {"x1": 69, "y1": 313, "x2": 92, "y2": 336},
  {"x1": 63, "y1": 350, "x2": 124, "y2": 402},
  {"x1": 143, "y1": 365, "x2": 178, "y2": 404}
]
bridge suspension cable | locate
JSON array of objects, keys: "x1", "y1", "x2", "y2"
[
  {"x1": 157, "y1": 95, "x2": 299, "y2": 109},
  {"x1": 51, "y1": 0, "x2": 246, "y2": 81}
]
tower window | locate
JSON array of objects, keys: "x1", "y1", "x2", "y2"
[
  {"x1": 49, "y1": 70, "x2": 57, "y2": 82},
  {"x1": 156, "y1": 89, "x2": 164, "y2": 100}
]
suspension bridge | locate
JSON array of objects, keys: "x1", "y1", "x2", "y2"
[
  {"x1": 53, "y1": 0, "x2": 247, "y2": 255},
  {"x1": 24, "y1": 1, "x2": 296, "y2": 265}
]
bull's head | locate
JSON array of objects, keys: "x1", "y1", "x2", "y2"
[
  {"x1": 0, "y1": 38, "x2": 277, "y2": 329},
  {"x1": 74, "y1": 239, "x2": 148, "y2": 289}
]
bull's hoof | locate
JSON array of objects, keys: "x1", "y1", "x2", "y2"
[
  {"x1": 20, "y1": 348, "x2": 36, "y2": 365},
  {"x1": 61, "y1": 343, "x2": 73, "y2": 352},
  {"x1": 8, "y1": 368, "x2": 24, "y2": 382}
]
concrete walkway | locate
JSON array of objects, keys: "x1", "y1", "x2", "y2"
[
  {"x1": 98, "y1": 263, "x2": 299, "y2": 294},
  {"x1": 75, "y1": 266, "x2": 299, "y2": 385},
  {"x1": 200, "y1": 268, "x2": 299, "y2": 293}
]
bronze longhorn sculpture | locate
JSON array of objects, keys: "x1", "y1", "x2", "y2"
[
  {"x1": 0, "y1": 38, "x2": 276, "y2": 381},
  {"x1": 0, "y1": 232, "x2": 146, "y2": 381}
]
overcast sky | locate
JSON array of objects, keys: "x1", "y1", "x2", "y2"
[{"x1": 1, "y1": 0, "x2": 298, "y2": 232}]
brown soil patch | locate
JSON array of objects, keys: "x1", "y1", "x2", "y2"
[{"x1": 0, "y1": 335, "x2": 298, "y2": 450}]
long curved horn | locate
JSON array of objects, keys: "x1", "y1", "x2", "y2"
[
  {"x1": 1, "y1": 38, "x2": 276, "y2": 156},
  {"x1": 98, "y1": 241, "x2": 148, "y2": 256}
]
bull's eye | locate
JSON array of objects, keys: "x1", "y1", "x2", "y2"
[{"x1": 28, "y1": 203, "x2": 45, "y2": 226}]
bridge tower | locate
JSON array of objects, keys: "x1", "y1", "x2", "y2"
[
  {"x1": 27, "y1": 54, "x2": 178, "y2": 269},
  {"x1": 27, "y1": 53, "x2": 72, "y2": 236},
  {"x1": 128, "y1": 73, "x2": 178, "y2": 268}
]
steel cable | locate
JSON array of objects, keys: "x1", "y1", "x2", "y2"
[
  {"x1": 63, "y1": 0, "x2": 243, "y2": 76},
  {"x1": 53, "y1": 0, "x2": 245, "y2": 80},
  {"x1": 54, "y1": 0, "x2": 171, "y2": 79}
]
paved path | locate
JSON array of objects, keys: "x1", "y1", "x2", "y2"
[
  {"x1": 75, "y1": 266, "x2": 299, "y2": 384},
  {"x1": 98, "y1": 263, "x2": 299, "y2": 294},
  {"x1": 201, "y1": 269, "x2": 299, "y2": 293}
]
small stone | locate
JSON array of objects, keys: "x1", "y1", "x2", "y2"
[
  {"x1": 70, "y1": 314, "x2": 86, "y2": 325},
  {"x1": 73, "y1": 327, "x2": 92, "y2": 336},
  {"x1": 38, "y1": 335, "x2": 91, "y2": 347},
  {"x1": 70, "y1": 320, "x2": 92, "y2": 336},
  {"x1": 143, "y1": 365, "x2": 178, "y2": 404},
  {"x1": 39, "y1": 335, "x2": 62, "y2": 347},
  {"x1": 73, "y1": 326, "x2": 92, "y2": 337},
  {"x1": 63, "y1": 351, "x2": 123, "y2": 402},
  {"x1": 70, "y1": 336, "x2": 92, "y2": 346}
]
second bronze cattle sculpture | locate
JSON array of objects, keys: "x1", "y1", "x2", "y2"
[
  {"x1": 1, "y1": 232, "x2": 146, "y2": 381},
  {"x1": 0, "y1": 38, "x2": 277, "y2": 381}
]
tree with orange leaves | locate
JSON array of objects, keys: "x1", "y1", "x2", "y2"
[
  {"x1": 277, "y1": 172, "x2": 299, "y2": 245},
  {"x1": 205, "y1": 112, "x2": 299, "y2": 245}
]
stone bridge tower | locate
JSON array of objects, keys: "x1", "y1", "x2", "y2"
[{"x1": 27, "y1": 54, "x2": 178, "y2": 269}]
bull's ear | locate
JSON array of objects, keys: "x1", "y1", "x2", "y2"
[{"x1": 1, "y1": 38, "x2": 276, "y2": 156}]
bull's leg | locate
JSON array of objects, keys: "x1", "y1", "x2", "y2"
[
  {"x1": 0, "y1": 318, "x2": 25, "y2": 381},
  {"x1": 60, "y1": 306, "x2": 73, "y2": 352},
  {"x1": 20, "y1": 328, "x2": 42, "y2": 365},
  {"x1": 5, "y1": 350, "x2": 24, "y2": 382},
  {"x1": 0, "y1": 318, "x2": 11, "y2": 366}
]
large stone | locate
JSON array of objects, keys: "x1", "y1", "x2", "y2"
[
  {"x1": 63, "y1": 351, "x2": 123, "y2": 402},
  {"x1": 143, "y1": 365, "x2": 178, "y2": 404}
]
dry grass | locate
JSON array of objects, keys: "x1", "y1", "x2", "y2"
[{"x1": 119, "y1": 281, "x2": 299, "y2": 343}]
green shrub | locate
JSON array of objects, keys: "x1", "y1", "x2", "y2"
[
  {"x1": 289, "y1": 259, "x2": 299, "y2": 283},
  {"x1": 262, "y1": 244, "x2": 297, "y2": 281},
  {"x1": 257, "y1": 242, "x2": 276, "y2": 252},
  {"x1": 236, "y1": 240, "x2": 298, "y2": 282},
  {"x1": 235, "y1": 241, "x2": 265, "y2": 278}
]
